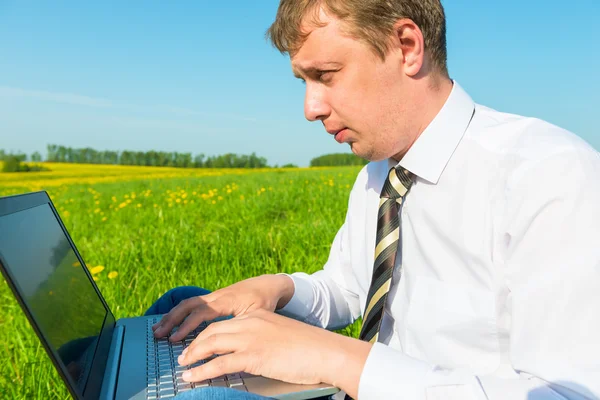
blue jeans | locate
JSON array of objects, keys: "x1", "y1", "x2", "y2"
[{"x1": 145, "y1": 286, "x2": 332, "y2": 400}]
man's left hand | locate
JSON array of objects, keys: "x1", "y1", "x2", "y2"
[{"x1": 177, "y1": 309, "x2": 371, "y2": 398}]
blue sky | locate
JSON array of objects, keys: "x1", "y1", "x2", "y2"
[{"x1": 0, "y1": 0, "x2": 598, "y2": 167}]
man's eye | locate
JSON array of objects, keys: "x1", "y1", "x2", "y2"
[{"x1": 317, "y1": 71, "x2": 335, "y2": 83}]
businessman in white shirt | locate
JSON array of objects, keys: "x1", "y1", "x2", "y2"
[{"x1": 150, "y1": 0, "x2": 600, "y2": 399}]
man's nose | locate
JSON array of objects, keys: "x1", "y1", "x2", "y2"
[{"x1": 304, "y1": 85, "x2": 330, "y2": 122}]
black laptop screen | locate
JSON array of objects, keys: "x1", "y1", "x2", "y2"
[{"x1": 0, "y1": 203, "x2": 107, "y2": 393}]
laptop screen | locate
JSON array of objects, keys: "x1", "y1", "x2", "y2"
[{"x1": 0, "y1": 203, "x2": 108, "y2": 394}]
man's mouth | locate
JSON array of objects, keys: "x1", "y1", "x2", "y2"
[{"x1": 334, "y1": 128, "x2": 347, "y2": 143}]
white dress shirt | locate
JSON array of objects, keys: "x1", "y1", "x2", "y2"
[{"x1": 277, "y1": 82, "x2": 600, "y2": 400}]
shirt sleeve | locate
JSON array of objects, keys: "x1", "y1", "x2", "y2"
[
  {"x1": 276, "y1": 169, "x2": 365, "y2": 331},
  {"x1": 357, "y1": 147, "x2": 600, "y2": 400}
]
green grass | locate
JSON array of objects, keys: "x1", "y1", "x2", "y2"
[{"x1": 0, "y1": 166, "x2": 363, "y2": 399}]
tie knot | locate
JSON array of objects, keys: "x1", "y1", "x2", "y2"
[{"x1": 380, "y1": 167, "x2": 413, "y2": 199}]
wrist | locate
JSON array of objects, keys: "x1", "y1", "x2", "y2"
[
  {"x1": 274, "y1": 274, "x2": 295, "y2": 310},
  {"x1": 323, "y1": 333, "x2": 372, "y2": 398}
]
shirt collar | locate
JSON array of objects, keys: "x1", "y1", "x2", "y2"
[{"x1": 388, "y1": 81, "x2": 475, "y2": 184}]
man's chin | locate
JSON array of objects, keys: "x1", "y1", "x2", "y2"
[
  {"x1": 348, "y1": 142, "x2": 392, "y2": 162},
  {"x1": 350, "y1": 144, "x2": 379, "y2": 163}
]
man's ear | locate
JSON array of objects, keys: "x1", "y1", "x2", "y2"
[{"x1": 393, "y1": 18, "x2": 425, "y2": 77}]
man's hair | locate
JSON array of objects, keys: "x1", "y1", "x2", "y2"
[{"x1": 266, "y1": 0, "x2": 448, "y2": 76}]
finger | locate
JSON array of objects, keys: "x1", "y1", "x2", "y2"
[
  {"x1": 188, "y1": 313, "x2": 262, "y2": 349},
  {"x1": 182, "y1": 352, "x2": 249, "y2": 383},
  {"x1": 179, "y1": 332, "x2": 244, "y2": 366},
  {"x1": 169, "y1": 305, "x2": 222, "y2": 342},
  {"x1": 181, "y1": 319, "x2": 243, "y2": 361},
  {"x1": 153, "y1": 297, "x2": 204, "y2": 337}
]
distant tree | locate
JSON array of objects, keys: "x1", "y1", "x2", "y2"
[
  {"x1": 2, "y1": 156, "x2": 21, "y2": 172},
  {"x1": 194, "y1": 153, "x2": 205, "y2": 168},
  {"x1": 280, "y1": 163, "x2": 298, "y2": 168},
  {"x1": 47, "y1": 145, "x2": 57, "y2": 162},
  {"x1": 2, "y1": 156, "x2": 50, "y2": 173},
  {"x1": 0, "y1": 149, "x2": 5, "y2": 161},
  {"x1": 66, "y1": 147, "x2": 75, "y2": 163},
  {"x1": 31, "y1": 151, "x2": 42, "y2": 162},
  {"x1": 57, "y1": 145, "x2": 67, "y2": 162}
]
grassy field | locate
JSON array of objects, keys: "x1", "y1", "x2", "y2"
[{"x1": 0, "y1": 162, "x2": 362, "y2": 399}]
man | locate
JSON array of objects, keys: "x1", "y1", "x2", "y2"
[{"x1": 150, "y1": 0, "x2": 600, "y2": 399}]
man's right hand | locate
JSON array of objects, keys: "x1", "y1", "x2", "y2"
[{"x1": 152, "y1": 274, "x2": 295, "y2": 342}]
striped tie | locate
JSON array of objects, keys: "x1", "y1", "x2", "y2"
[
  {"x1": 360, "y1": 166, "x2": 414, "y2": 343},
  {"x1": 344, "y1": 167, "x2": 413, "y2": 400}
]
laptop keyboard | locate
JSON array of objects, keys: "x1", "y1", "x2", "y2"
[{"x1": 146, "y1": 317, "x2": 251, "y2": 399}]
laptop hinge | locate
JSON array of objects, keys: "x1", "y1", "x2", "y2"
[{"x1": 99, "y1": 325, "x2": 125, "y2": 400}]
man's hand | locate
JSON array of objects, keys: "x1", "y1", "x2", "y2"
[
  {"x1": 177, "y1": 309, "x2": 371, "y2": 399},
  {"x1": 153, "y1": 274, "x2": 294, "y2": 341}
]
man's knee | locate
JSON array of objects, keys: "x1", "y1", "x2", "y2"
[
  {"x1": 145, "y1": 286, "x2": 211, "y2": 316},
  {"x1": 165, "y1": 286, "x2": 212, "y2": 305}
]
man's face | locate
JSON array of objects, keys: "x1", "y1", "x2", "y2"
[{"x1": 291, "y1": 8, "x2": 414, "y2": 162}]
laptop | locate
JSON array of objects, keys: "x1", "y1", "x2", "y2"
[{"x1": 0, "y1": 191, "x2": 340, "y2": 400}]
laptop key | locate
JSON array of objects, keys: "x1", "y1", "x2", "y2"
[
  {"x1": 228, "y1": 378, "x2": 244, "y2": 387},
  {"x1": 211, "y1": 381, "x2": 228, "y2": 388},
  {"x1": 176, "y1": 382, "x2": 192, "y2": 389},
  {"x1": 159, "y1": 378, "x2": 173, "y2": 386}
]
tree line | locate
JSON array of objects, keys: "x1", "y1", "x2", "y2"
[
  {"x1": 0, "y1": 145, "x2": 368, "y2": 171},
  {"x1": 43, "y1": 145, "x2": 271, "y2": 169},
  {"x1": 310, "y1": 153, "x2": 368, "y2": 167}
]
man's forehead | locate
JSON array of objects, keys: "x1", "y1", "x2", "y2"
[{"x1": 290, "y1": 13, "x2": 348, "y2": 76}]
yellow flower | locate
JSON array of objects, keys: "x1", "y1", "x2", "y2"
[
  {"x1": 108, "y1": 271, "x2": 118, "y2": 279},
  {"x1": 93, "y1": 276, "x2": 99, "y2": 282},
  {"x1": 102, "y1": 217, "x2": 107, "y2": 222},
  {"x1": 90, "y1": 266, "x2": 105, "y2": 274},
  {"x1": 119, "y1": 202, "x2": 127, "y2": 209}
]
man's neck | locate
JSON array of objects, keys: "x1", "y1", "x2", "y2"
[{"x1": 392, "y1": 77, "x2": 454, "y2": 162}]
